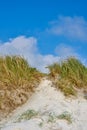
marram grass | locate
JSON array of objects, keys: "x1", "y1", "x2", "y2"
[
  {"x1": 0, "y1": 56, "x2": 43, "y2": 120},
  {"x1": 0, "y1": 56, "x2": 42, "y2": 86},
  {"x1": 47, "y1": 57, "x2": 87, "y2": 96}
]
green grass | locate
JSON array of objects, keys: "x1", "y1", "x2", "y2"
[
  {"x1": 47, "y1": 57, "x2": 87, "y2": 96},
  {"x1": 48, "y1": 112, "x2": 56, "y2": 123},
  {"x1": 17, "y1": 109, "x2": 38, "y2": 122},
  {"x1": 47, "y1": 111, "x2": 72, "y2": 124},
  {"x1": 0, "y1": 56, "x2": 43, "y2": 119},
  {"x1": 57, "y1": 111, "x2": 72, "y2": 123}
]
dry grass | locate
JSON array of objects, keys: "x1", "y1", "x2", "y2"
[
  {"x1": 47, "y1": 57, "x2": 87, "y2": 96},
  {"x1": 0, "y1": 56, "x2": 43, "y2": 120}
]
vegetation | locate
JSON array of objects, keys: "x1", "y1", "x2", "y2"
[
  {"x1": 17, "y1": 109, "x2": 38, "y2": 122},
  {"x1": 47, "y1": 111, "x2": 72, "y2": 124},
  {"x1": 47, "y1": 57, "x2": 87, "y2": 96},
  {"x1": 57, "y1": 111, "x2": 72, "y2": 123},
  {"x1": 0, "y1": 56, "x2": 42, "y2": 86},
  {"x1": 48, "y1": 112, "x2": 56, "y2": 123},
  {"x1": 0, "y1": 56, "x2": 87, "y2": 120},
  {"x1": 0, "y1": 56, "x2": 43, "y2": 120}
]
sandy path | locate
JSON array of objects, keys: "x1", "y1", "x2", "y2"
[{"x1": 0, "y1": 78, "x2": 87, "y2": 130}]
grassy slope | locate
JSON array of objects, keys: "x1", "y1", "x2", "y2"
[
  {"x1": 0, "y1": 56, "x2": 87, "y2": 120},
  {"x1": 47, "y1": 57, "x2": 87, "y2": 96},
  {"x1": 0, "y1": 56, "x2": 43, "y2": 120}
]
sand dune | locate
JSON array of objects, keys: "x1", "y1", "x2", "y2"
[{"x1": 0, "y1": 78, "x2": 87, "y2": 130}]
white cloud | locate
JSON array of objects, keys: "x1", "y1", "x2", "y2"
[
  {"x1": 55, "y1": 43, "x2": 78, "y2": 58},
  {"x1": 0, "y1": 36, "x2": 84, "y2": 72},
  {"x1": 0, "y1": 36, "x2": 60, "y2": 73},
  {"x1": 48, "y1": 16, "x2": 87, "y2": 41},
  {"x1": 0, "y1": 36, "x2": 38, "y2": 55}
]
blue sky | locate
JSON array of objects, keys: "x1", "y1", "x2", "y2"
[{"x1": 0, "y1": 0, "x2": 87, "y2": 72}]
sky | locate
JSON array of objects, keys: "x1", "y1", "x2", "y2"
[{"x1": 0, "y1": 0, "x2": 87, "y2": 72}]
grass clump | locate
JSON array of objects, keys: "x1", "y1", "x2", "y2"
[
  {"x1": 47, "y1": 57, "x2": 87, "y2": 96},
  {"x1": 48, "y1": 112, "x2": 56, "y2": 123},
  {"x1": 57, "y1": 111, "x2": 72, "y2": 123},
  {"x1": 47, "y1": 111, "x2": 72, "y2": 124},
  {"x1": 17, "y1": 109, "x2": 38, "y2": 122},
  {"x1": 0, "y1": 56, "x2": 43, "y2": 120},
  {"x1": 0, "y1": 56, "x2": 42, "y2": 86}
]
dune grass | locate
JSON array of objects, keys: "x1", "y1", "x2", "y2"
[
  {"x1": 47, "y1": 57, "x2": 87, "y2": 96},
  {"x1": 0, "y1": 56, "x2": 43, "y2": 120},
  {"x1": 0, "y1": 56, "x2": 42, "y2": 86},
  {"x1": 57, "y1": 111, "x2": 72, "y2": 123},
  {"x1": 16, "y1": 109, "x2": 38, "y2": 122}
]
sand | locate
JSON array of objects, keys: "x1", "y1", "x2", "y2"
[{"x1": 0, "y1": 78, "x2": 87, "y2": 130}]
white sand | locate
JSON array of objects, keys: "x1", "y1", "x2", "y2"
[{"x1": 0, "y1": 78, "x2": 87, "y2": 130}]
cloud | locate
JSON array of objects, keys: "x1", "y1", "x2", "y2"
[
  {"x1": 0, "y1": 36, "x2": 84, "y2": 72},
  {"x1": 0, "y1": 36, "x2": 37, "y2": 55},
  {"x1": 47, "y1": 16, "x2": 87, "y2": 41},
  {"x1": 55, "y1": 43, "x2": 78, "y2": 58},
  {"x1": 0, "y1": 36, "x2": 60, "y2": 73}
]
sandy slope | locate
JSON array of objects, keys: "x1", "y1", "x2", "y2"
[{"x1": 0, "y1": 78, "x2": 87, "y2": 130}]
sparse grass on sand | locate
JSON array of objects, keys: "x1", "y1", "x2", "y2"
[
  {"x1": 47, "y1": 111, "x2": 72, "y2": 124},
  {"x1": 47, "y1": 57, "x2": 87, "y2": 96},
  {"x1": 0, "y1": 56, "x2": 43, "y2": 120},
  {"x1": 16, "y1": 109, "x2": 38, "y2": 122},
  {"x1": 57, "y1": 111, "x2": 72, "y2": 123}
]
